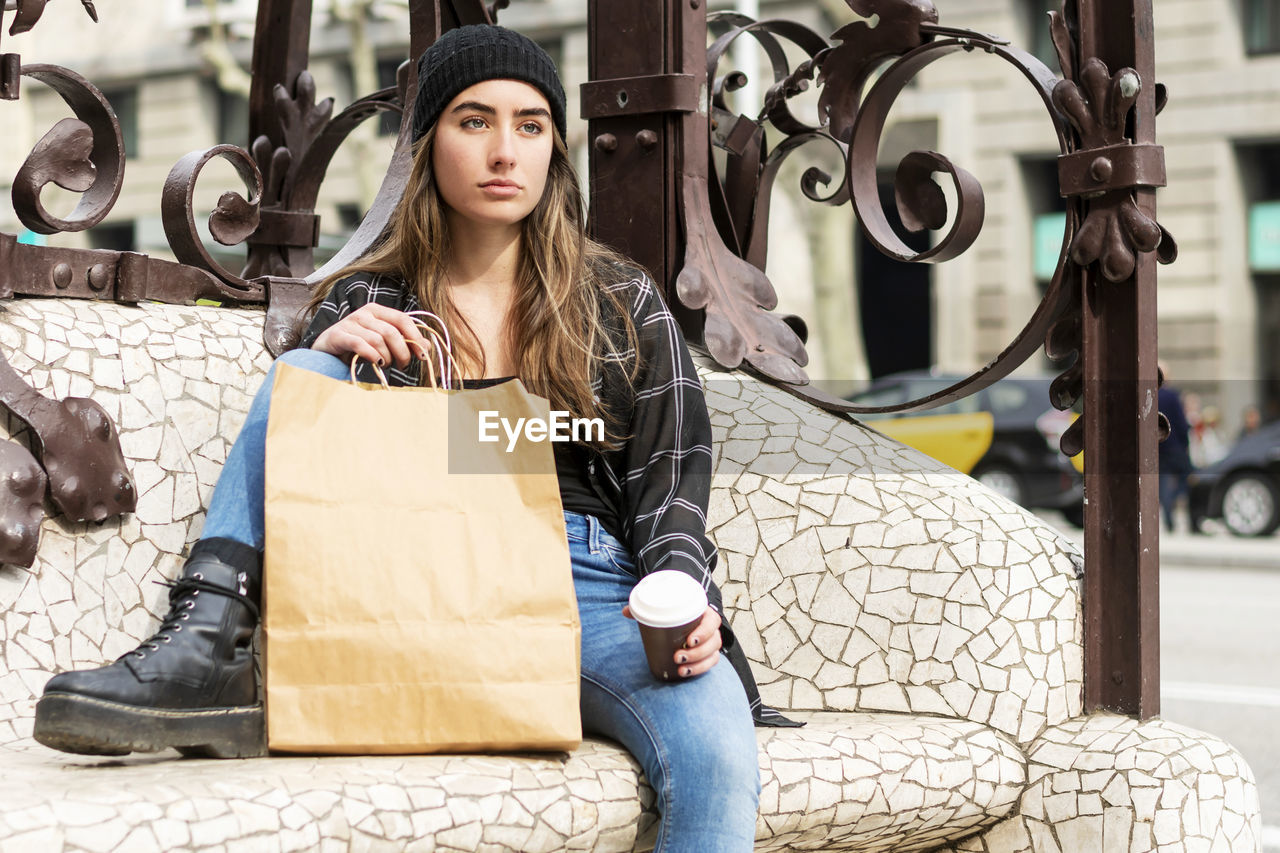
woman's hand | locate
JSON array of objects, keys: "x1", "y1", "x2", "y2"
[
  {"x1": 310, "y1": 304, "x2": 433, "y2": 369},
  {"x1": 622, "y1": 604, "x2": 723, "y2": 678}
]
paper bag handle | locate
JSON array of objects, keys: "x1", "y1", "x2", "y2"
[{"x1": 348, "y1": 311, "x2": 457, "y2": 390}]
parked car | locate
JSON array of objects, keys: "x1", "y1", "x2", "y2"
[
  {"x1": 1189, "y1": 419, "x2": 1280, "y2": 537},
  {"x1": 845, "y1": 371, "x2": 1084, "y2": 524}
]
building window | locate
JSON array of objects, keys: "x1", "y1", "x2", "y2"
[
  {"x1": 99, "y1": 88, "x2": 139, "y2": 160},
  {"x1": 377, "y1": 58, "x2": 401, "y2": 137},
  {"x1": 1022, "y1": 0, "x2": 1060, "y2": 69},
  {"x1": 216, "y1": 86, "x2": 250, "y2": 148},
  {"x1": 1022, "y1": 157, "x2": 1068, "y2": 289},
  {"x1": 88, "y1": 220, "x2": 136, "y2": 253},
  {"x1": 1237, "y1": 142, "x2": 1280, "y2": 425},
  {"x1": 1244, "y1": 0, "x2": 1280, "y2": 54},
  {"x1": 336, "y1": 203, "x2": 363, "y2": 234}
]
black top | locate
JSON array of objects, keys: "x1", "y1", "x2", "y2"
[{"x1": 459, "y1": 376, "x2": 620, "y2": 535}]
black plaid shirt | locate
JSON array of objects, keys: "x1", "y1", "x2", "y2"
[{"x1": 299, "y1": 267, "x2": 798, "y2": 727}]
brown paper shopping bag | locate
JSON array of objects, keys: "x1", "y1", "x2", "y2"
[{"x1": 262, "y1": 362, "x2": 581, "y2": 754}]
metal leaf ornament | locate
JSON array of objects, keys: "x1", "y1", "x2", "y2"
[
  {"x1": 1053, "y1": 59, "x2": 1176, "y2": 281},
  {"x1": 819, "y1": 0, "x2": 938, "y2": 142},
  {"x1": 12, "y1": 118, "x2": 97, "y2": 231},
  {"x1": 675, "y1": 179, "x2": 809, "y2": 384}
]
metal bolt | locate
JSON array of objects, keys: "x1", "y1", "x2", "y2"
[
  {"x1": 1090, "y1": 157, "x2": 1114, "y2": 183},
  {"x1": 636, "y1": 130, "x2": 658, "y2": 151},
  {"x1": 1118, "y1": 71, "x2": 1140, "y2": 99},
  {"x1": 594, "y1": 133, "x2": 618, "y2": 153},
  {"x1": 52, "y1": 263, "x2": 72, "y2": 289},
  {"x1": 87, "y1": 263, "x2": 110, "y2": 291}
]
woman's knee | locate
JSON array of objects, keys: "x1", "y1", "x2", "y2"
[
  {"x1": 653, "y1": 682, "x2": 759, "y2": 851},
  {"x1": 675, "y1": 715, "x2": 759, "y2": 797},
  {"x1": 659, "y1": 671, "x2": 760, "y2": 801}
]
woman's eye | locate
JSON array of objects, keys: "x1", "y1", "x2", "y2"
[
  {"x1": 520, "y1": 121, "x2": 543, "y2": 135},
  {"x1": 462, "y1": 117, "x2": 486, "y2": 129}
]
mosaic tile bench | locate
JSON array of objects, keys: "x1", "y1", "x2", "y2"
[{"x1": 0, "y1": 300, "x2": 1262, "y2": 851}]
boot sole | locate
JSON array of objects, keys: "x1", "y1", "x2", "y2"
[{"x1": 33, "y1": 692, "x2": 267, "y2": 758}]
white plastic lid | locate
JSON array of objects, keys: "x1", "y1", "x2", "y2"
[{"x1": 628, "y1": 570, "x2": 708, "y2": 628}]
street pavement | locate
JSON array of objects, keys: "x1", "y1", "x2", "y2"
[{"x1": 1040, "y1": 513, "x2": 1279, "y2": 850}]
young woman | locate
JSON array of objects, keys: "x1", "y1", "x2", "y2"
[{"x1": 34, "y1": 24, "x2": 779, "y2": 850}]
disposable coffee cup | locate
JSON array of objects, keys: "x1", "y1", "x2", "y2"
[{"x1": 628, "y1": 570, "x2": 709, "y2": 682}]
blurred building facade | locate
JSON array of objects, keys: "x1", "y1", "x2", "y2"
[{"x1": 2, "y1": 0, "x2": 1278, "y2": 431}]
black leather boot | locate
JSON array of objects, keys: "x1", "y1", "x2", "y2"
[{"x1": 33, "y1": 539, "x2": 266, "y2": 758}]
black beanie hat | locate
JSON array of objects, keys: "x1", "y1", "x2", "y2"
[{"x1": 410, "y1": 25, "x2": 567, "y2": 144}]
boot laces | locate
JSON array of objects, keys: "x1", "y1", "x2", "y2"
[{"x1": 128, "y1": 573, "x2": 261, "y2": 660}]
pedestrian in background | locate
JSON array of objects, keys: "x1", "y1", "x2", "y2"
[
  {"x1": 1238, "y1": 404, "x2": 1262, "y2": 441},
  {"x1": 1190, "y1": 403, "x2": 1228, "y2": 468},
  {"x1": 1158, "y1": 364, "x2": 1194, "y2": 532}
]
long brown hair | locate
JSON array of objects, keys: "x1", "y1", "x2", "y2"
[{"x1": 309, "y1": 126, "x2": 641, "y2": 449}]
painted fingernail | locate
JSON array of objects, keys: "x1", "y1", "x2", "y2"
[
  {"x1": 691, "y1": 637, "x2": 700, "y2": 646},
  {"x1": 681, "y1": 667, "x2": 691, "y2": 677},
  {"x1": 678, "y1": 654, "x2": 687, "y2": 664}
]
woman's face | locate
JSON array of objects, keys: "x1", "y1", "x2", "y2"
[{"x1": 431, "y1": 79, "x2": 555, "y2": 232}]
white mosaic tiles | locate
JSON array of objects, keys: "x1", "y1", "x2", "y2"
[
  {"x1": 0, "y1": 300, "x2": 1262, "y2": 851},
  {"x1": 702, "y1": 367, "x2": 1085, "y2": 745},
  {"x1": 0, "y1": 713, "x2": 1026, "y2": 852},
  {"x1": 941, "y1": 714, "x2": 1263, "y2": 852},
  {"x1": 0, "y1": 301, "x2": 273, "y2": 746}
]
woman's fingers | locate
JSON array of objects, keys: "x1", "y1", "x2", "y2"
[
  {"x1": 356, "y1": 314, "x2": 415, "y2": 368},
  {"x1": 346, "y1": 323, "x2": 395, "y2": 367},
  {"x1": 314, "y1": 323, "x2": 389, "y2": 367},
  {"x1": 383, "y1": 311, "x2": 435, "y2": 364},
  {"x1": 311, "y1": 305, "x2": 427, "y2": 368},
  {"x1": 677, "y1": 649, "x2": 720, "y2": 678},
  {"x1": 618, "y1": 602, "x2": 723, "y2": 679},
  {"x1": 676, "y1": 607, "x2": 722, "y2": 678},
  {"x1": 683, "y1": 607, "x2": 721, "y2": 651}
]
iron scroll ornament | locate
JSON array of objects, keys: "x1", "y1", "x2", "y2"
[
  {"x1": 833, "y1": 13, "x2": 1174, "y2": 454},
  {"x1": 677, "y1": 15, "x2": 855, "y2": 387},
  {"x1": 705, "y1": 15, "x2": 852, "y2": 271},
  {"x1": 830, "y1": 35, "x2": 1078, "y2": 416},
  {"x1": 12, "y1": 64, "x2": 124, "y2": 236},
  {"x1": 708, "y1": 16, "x2": 1170, "y2": 431},
  {"x1": 161, "y1": 144, "x2": 267, "y2": 302},
  {"x1": 684, "y1": 8, "x2": 1088, "y2": 416}
]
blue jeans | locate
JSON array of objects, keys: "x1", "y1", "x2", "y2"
[
  {"x1": 566, "y1": 511, "x2": 759, "y2": 852},
  {"x1": 201, "y1": 349, "x2": 760, "y2": 851},
  {"x1": 201, "y1": 348, "x2": 350, "y2": 547},
  {"x1": 1159, "y1": 469, "x2": 1190, "y2": 531}
]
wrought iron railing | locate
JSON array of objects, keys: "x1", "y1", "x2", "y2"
[{"x1": 0, "y1": 0, "x2": 1169, "y2": 716}]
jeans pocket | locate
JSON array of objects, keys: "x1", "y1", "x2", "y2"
[
  {"x1": 602, "y1": 547, "x2": 637, "y2": 576},
  {"x1": 586, "y1": 515, "x2": 638, "y2": 575}
]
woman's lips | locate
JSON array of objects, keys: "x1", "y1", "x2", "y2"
[{"x1": 480, "y1": 180, "x2": 520, "y2": 198}]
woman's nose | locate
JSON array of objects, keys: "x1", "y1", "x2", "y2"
[{"x1": 490, "y1": 130, "x2": 517, "y2": 168}]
